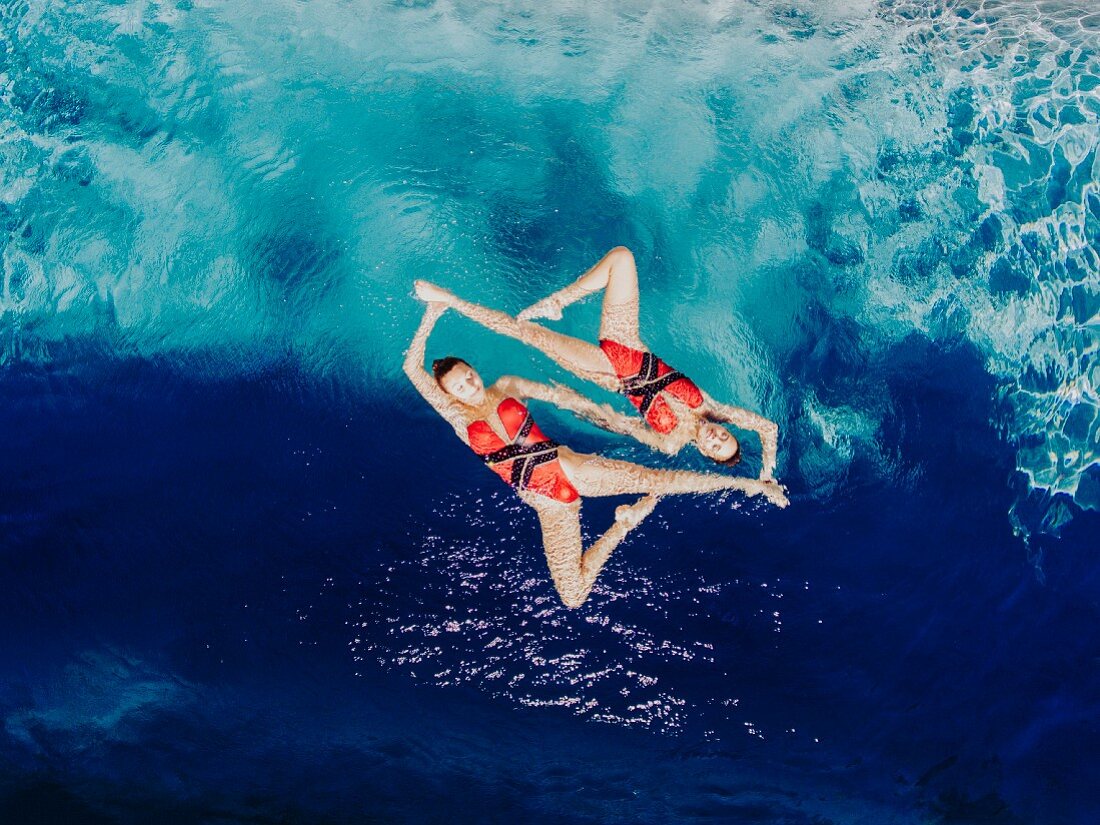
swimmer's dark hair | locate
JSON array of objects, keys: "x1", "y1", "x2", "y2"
[{"x1": 432, "y1": 356, "x2": 469, "y2": 387}]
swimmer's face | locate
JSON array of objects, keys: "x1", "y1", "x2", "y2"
[
  {"x1": 695, "y1": 420, "x2": 740, "y2": 464},
  {"x1": 439, "y1": 363, "x2": 486, "y2": 405}
]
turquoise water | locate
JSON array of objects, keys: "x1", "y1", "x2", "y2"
[
  {"x1": 3, "y1": 1, "x2": 1100, "y2": 822},
  {"x1": 4, "y1": 0, "x2": 1098, "y2": 542}
]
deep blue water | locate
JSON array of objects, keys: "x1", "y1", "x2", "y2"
[
  {"x1": 3, "y1": 341, "x2": 1097, "y2": 823},
  {"x1": 3, "y1": 1, "x2": 1100, "y2": 823}
]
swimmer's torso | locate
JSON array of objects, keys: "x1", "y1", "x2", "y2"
[
  {"x1": 597, "y1": 338, "x2": 703, "y2": 446},
  {"x1": 464, "y1": 392, "x2": 579, "y2": 503}
]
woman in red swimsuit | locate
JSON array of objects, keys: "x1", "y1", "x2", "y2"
[
  {"x1": 404, "y1": 299, "x2": 786, "y2": 609},
  {"x1": 414, "y1": 247, "x2": 781, "y2": 478}
]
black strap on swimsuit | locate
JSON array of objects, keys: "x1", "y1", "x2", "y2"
[
  {"x1": 619, "y1": 352, "x2": 686, "y2": 417},
  {"x1": 481, "y1": 412, "x2": 562, "y2": 490}
]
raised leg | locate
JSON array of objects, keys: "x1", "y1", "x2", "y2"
[
  {"x1": 444, "y1": 291, "x2": 617, "y2": 387},
  {"x1": 527, "y1": 494, "x2": 658, "y2": 609},
  {"x1": 519, "y1": 247, "x2": 644, "y2": 349},
  {"x1": 565, "y1": 453, "x2": 779, "y2": 502}
]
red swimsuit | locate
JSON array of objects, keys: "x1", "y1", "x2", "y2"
[
  {"x1": 466, "y1": 397, "x2": 579, "y2": 504},
  {"x1": 598, "y1": 339, "x2": 703, "y2": 434}
]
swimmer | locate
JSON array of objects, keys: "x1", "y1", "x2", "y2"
[
  {"x1": 415, "y1": 247, "x2": 781, "y2": 478},
  {"x1": 404, "y1": 299, "x2": 788, "y2": 609}
]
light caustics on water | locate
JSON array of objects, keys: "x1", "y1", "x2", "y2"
[
  {"x1": 347, "y1": 489, "x2": 800, "y2": 738},
  {"x1": 1, "y1": 3, "x2": 1097, "y2": 534}
]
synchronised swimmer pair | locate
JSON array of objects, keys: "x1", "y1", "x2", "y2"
[{"x1": 404, "y1": 246, "x2": 787, "y2": 608}]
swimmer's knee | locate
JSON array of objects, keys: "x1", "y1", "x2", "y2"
[
  {"x1": 609, "y1": 245, "x2": 634, "y2": 264},
  {"x1": 561, "y1": 592, "x2": 586, "y2": 609},
  {"x1": 606, "y1": 247, "x2": 639, "y2": 294}
]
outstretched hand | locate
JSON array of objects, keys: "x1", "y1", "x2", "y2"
[
  {"x1": 414, "y1": 279, "x2": 456, "y2": 305},
  {"x1": 759, "y1": 479, "x2": 789, "y2": 509}
]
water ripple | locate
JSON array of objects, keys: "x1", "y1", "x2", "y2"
[{"x1": 1, "y1": 0, "x2": 1097, "y2": 547}]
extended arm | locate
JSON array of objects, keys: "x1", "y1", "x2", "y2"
[
  {"x1": 497, "y1": 375, "x2": 673, "y2": 454},
  {"x1": 403, "y1": 302, "x2": 465, "y2": 431},
  {"x1": 529, "y1": 495, "x2": 658, "y2": 609},
  {"x1": 705, "y1": 394, "x2": 780, "y2": 480}
]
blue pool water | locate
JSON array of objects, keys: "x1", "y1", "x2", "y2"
[{"x1": 2, "y1": 1, "x2": 1099, "y2": 822}]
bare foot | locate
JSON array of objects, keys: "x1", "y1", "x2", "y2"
[
  {"x1": 517, "y1": 297, "x2": 563, "y2": 322},
  {"x1": 615, "y1": 495, "x2": 659, "y2": 529},
  {"x1": 414, "y1": 280, "x2": 455, "y2": 304}
]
